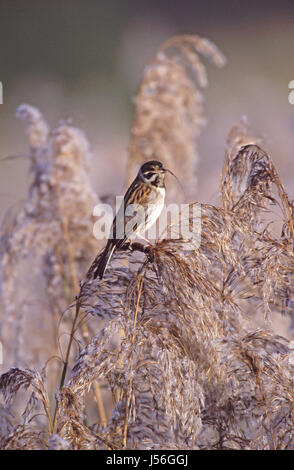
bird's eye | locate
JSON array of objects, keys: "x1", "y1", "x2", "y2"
[{"x1": 144, "y1": 171, "x2": 154, "y2": 179}]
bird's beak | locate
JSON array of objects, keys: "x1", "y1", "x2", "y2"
[{"x1": 163, "y1": 167, "x2": 176, "y2": 178}]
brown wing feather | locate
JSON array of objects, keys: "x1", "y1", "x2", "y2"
[{"x1": 93, "y1": 177, "x2": 153, "y2": 279}]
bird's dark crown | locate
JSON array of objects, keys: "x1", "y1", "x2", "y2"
[
  {"x1": 140, "y1": 160, "x2": 166, "y2": 178},
  {"x1": 141, "y1": 160, "x2": 164, "y2": 173}
]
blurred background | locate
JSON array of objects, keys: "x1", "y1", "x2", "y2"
[
  {"x1": 0, "y1": 0, "x2": 294, "y2": 216},
  {"x1": 1, "y1": 2, "x2": 294, "y2": 425}
]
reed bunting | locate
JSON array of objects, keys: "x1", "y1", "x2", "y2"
[{"x1": 93, "y1": 160, "x2": 172, "y2": 279}]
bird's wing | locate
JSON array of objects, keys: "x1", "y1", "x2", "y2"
[{"x1": 112, "y1": 180, "x2": 152, "y2": 248}]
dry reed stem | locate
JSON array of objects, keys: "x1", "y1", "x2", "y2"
[
  {"x1": 126, "y1": 34, "x2": 226, "y2": 201},
  {"x1": 53, "y1": 169, "x2": 106, "y2": 429},
  {"x1": 122, "y1": 276, "x2": 144, "y2": 448},
  {"x1": 1, "y1": 34, "x2": 294, "y2": 450}
]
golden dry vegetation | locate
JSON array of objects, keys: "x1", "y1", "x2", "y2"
[{"x1": 1, "y1": 34, "x2": 294, "y2": 450}]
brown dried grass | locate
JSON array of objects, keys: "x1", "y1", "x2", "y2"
[{"x1": 1, "y1": 34, "x2": 294, "y2": 450}]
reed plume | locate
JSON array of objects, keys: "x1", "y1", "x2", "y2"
[{"x1": 1, "y1": 35, "x2": 294, "y2": 450}]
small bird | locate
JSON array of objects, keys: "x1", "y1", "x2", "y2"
[{"x1": 93, "y1": 160, "x2": 170, "y2": 279}]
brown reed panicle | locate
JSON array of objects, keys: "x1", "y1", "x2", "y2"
[
  {"x1": 0, "y1": 104, "x2": 103, "y2": 447},
  {"x1": 126, "y1": 34, "x2": 226, "y2": 201},
  {"x1": 1, "y1": 34, "x2": 294, "y2": 450},
  {"x1": 53, "y1": 121, "x2": 294, "y2": 450},
  {"x1": 0, "y1": 104, "x2": 100, "y2": 371},
  {"x1": 0, "y1": 366, "x2": 51, "y2": 449},
  {"x1": 222, "y1": 122, "x2": 294, "y2": 319}
]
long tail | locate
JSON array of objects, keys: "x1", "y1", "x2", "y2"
[{"x1": 93, "y1": 242, "x2": 116, "y2": 280}]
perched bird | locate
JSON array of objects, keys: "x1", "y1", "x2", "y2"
[{"x1": 93, "y1": 160, "x2": 170, "y2": 279}]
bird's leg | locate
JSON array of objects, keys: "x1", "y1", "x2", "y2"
[
  {"x1": 120, "y1": 240, "x2": 148, "y2": 254},
  {"x1": 118, "y1": 240, "x2": 154, "y2": 262},
  {"x1": 121, "y1": 240, "x2": 132, "y2": 251}
]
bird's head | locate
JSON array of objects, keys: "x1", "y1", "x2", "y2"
[{"x1": 139, "y1": 160, "x2": 168, "y2": 187}]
